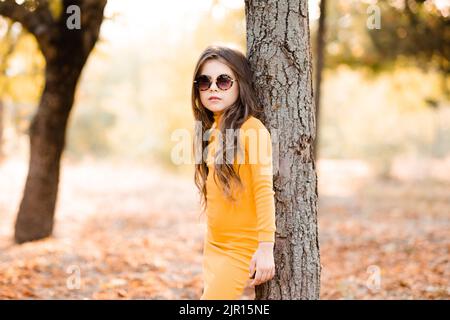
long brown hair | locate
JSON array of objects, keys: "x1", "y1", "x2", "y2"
[{"x1": 191, "y1": 45, "x2": 262, "y2": 213}]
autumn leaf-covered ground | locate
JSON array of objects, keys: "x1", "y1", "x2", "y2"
[{"x1": 0, "y1": 158, "x2": 448, "y2": 299}]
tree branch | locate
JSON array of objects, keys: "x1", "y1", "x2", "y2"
[{"x1": 0, "y1": 0, "x2": 55, "y2": 57}]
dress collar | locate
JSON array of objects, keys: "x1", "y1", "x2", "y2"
[{"x1": 213, "y1": 112, "x2": 223, "y2": 125}]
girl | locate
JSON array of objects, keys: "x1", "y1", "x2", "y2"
[{"x1": 191, "y1": 45, "x2": 276, "y2": 300}]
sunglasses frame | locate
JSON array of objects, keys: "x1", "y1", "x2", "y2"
[{"x1": 194, "y1": 74, "x2": 238, "y2": 91}]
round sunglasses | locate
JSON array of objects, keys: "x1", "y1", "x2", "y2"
[{"x1": 194, "y1": 74, "x2": 237, "y2": 91}]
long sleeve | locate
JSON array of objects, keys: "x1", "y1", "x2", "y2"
[{"x1": 241, "y1": 118, "x2": 276, "y2": 242}]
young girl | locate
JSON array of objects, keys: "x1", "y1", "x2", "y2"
[{"x1": 191, "y1": 45, "x2": 276, "y2": 300}]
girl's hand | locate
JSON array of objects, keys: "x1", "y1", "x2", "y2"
[{"x1": 248, "y1": 242, "x2": 275, "y2": 287}]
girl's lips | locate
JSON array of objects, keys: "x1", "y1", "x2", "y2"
[{"x1": 209, "y1": 97, "x2": 221, "y2": 100}]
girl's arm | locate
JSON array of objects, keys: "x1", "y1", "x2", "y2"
[
  {"x1": 243, "y1": 118, "x2": 277, "y2": 286},
  {"x1": 242, "y1": 118, "x2": 277, "y2": 243}
]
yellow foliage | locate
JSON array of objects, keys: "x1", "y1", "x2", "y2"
[{"x1": 48, "y1": 0, "x2": 63, "y2": 21}]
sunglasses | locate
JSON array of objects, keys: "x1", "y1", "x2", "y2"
[{"x1": 194, "y1": 74, "x2": 237, "y2": 91}]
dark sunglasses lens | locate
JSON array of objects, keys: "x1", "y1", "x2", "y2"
[
  {"x1": 217, "y1": 75, "x2": 233, "y2": 90},
  {"x1": 196, "y1": 76, "x2": 211, "y2": 91}
]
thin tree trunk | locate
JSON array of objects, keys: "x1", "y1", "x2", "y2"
[
  {"x1": 314, "y1": 0, "x2": 326, "y2": 161},
  {"x1": 245, "y1": 0, "x2": 321, "y2": 299}
]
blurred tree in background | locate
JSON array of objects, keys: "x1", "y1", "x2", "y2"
[
  {"x1": 323, "y1": 0, "x2": 449, "y2": 75},
  {"x1": 310, "y1": 0, "x2": 449, "y2": 176},
  {"x1": 0, "y1": 0, "x2": 107, "y2": 243}
]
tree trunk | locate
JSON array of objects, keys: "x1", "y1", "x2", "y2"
[
  {"x1": 14, "y1": 58, "x2": 82, "y2": 243},
  {"x1": 11, "y1": 0, "x2": 107, "y2": 244},
  {"x1": 314, "y1": 0, "x2": 326, "y2": 161},
  {"x1": 245, "y1": 0, "x2": 321, "y2": 299}
]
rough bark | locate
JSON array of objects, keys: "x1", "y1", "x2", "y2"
[
  {"x1": 245, "y1": 0, "x2": 321, "y2": 299},
  {"x1": 0, "y1": 0, "x2": 107, "y2": 243}
]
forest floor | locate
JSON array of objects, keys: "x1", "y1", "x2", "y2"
[{"x1": 0, "y1": 158, "x2": 448, "y2": 299}]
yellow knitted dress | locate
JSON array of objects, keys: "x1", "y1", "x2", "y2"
[{"x1": 200, "y1": 112, "x2": 276, "y2": 300}]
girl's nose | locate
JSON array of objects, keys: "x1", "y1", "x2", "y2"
[{"x1": 209, "y1": 81, "x2": 219, "y2": 91}]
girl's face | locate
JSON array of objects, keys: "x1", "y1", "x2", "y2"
[{"x1": 198, "y1": 59, "x2": 239, "y2": 114}]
